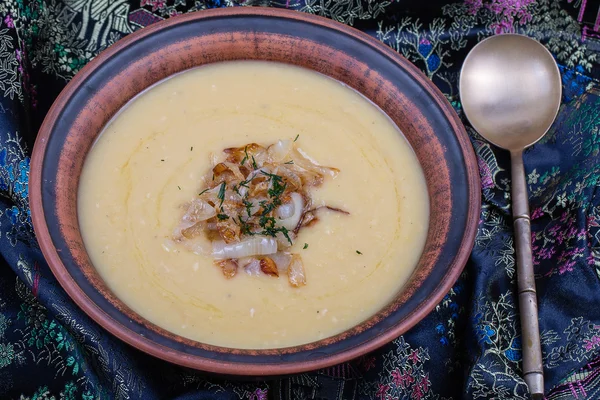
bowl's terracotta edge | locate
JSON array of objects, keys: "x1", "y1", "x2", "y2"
[{"x1": 30, "y1": 7, "x2": 481, "y2": 376}]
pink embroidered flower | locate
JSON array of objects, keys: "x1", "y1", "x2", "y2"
[
  {"x1": 411, "y1": 382, "x2": 425, "y2": 400},
  {"x1": 391, "y1": 369, "x2": 403, "y2": 387},
  {"x1": 404, "y1": 369, "x2": 416, "y2": 388},
  {"x1": 4, "y1": 14, "x2": 14, "y2": 28},
  {"x1": 584, "y1": 336, "x2": 600, "y2": 351},
  {"x1": 465, "y1": 0, "x2": 535, "y2": 31},
  {"x1": 477, "y1": 157, "x2": 494, "y2": 190},
  {"x1": 408, "y1": 349, "x2": 420, "y2": 364},
  {"x1": 568, "y1": 226, "x2": 578, "y2": 238},
  {"x1": 531, "y1": 208, "x2": 543, "y2": 220},
  {"x1": 587, "y1": 253, "x2": 596, "y2": 265},
  {"x1": 558, "y1": 260, "x2": 575, "y2": 275},
  {"x1": 539, "y1": 246, "x2": 556, "y2": 260},
  {"x1": 376, "y1": 384, "x2": 390, "y2": 399},
  {"x1": 490, "y1": 20, "x2": 513, "y2": 34},
  {"x1": 419, "y1": 374, "x2": 430, "y2": 393},
  {"x1": 465, "y1": 0, "x2": 483, "y2": 15},
  {"x1": 391, "y1": 368, "x2": 415, "y2": 389},
  {"x1": 249, "y1": 388, "x2": 268, "y2": 400},
  {"x1": 141, "y1": 0, "x2": 166, "y2": 12},
  {"x1": 487, "y1": 0, "x2": 535, "y2": 23}
]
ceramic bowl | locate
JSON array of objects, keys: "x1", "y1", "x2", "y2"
[{"x1": 30, "y1": 8, "x2": 480, "y2": 375}]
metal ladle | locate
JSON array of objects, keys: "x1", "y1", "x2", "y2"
[{"x1": 459, "y1": 34, "x2": 562, "y2": 399}]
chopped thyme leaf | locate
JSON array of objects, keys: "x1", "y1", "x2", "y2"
[
  {"x1": 260, "y1": 170, "x2": 285, "y2": 192},
  {"x1": 198, "y1": 188, "x2": 209, "y2": 196},
  {"x1": 268, "y1": 179, "x2": 287, "y2": 200},
  {"x1": 356, "y1": 250, "x2": 362, "y2": 255},
  {"x1": 190, "y1": 146, "x2": 193, "y2": 151},
  {"x1": 280, "y1": 227, "x2": 293, "y2": 245},
  {"x1": 260, "y1": 170, "x2": 280, "y2": 179},
  {"x1": 177, "y1": 186, "x2": 181, "y2": 190},
  {"x1": 217, "y1": 182, "x2": 226, "y2": 207},
  {"x1": 256, "y1": 214, "x2": 292, "y2": 244},
  {"x1": 238, "y1": 176, "x2": 251, "y2": 188},
  {"x1": 255, "y1": 171, "x2": 287, "y2": 217},
  {"x1": 243, "y1": 199, "x2": 254, "y2": 217},
  {"x1": 294, "y1": 134, "x2": 299, "y2": 142},
  {"x1": 260, "y1": 200, "x2": 276, "y2": 216},
  {"x1": 259, "y1": 215, "x2": 276, "y2": 228},
  {"x1": 237, "y1": 216, "x2": 254, "y2": 235},
  {"x1": 303, "y1": 243, "x2": 308, "y2": 249},
  {"x1": 240, "y1": 145, "x2": 249, "y2": 166},
  {"x1": 251, "y1": 155, "x2": 258, "y2": 170},
  {"x1": 217, "y1": 213, "x2": 229, "y2": 220}
]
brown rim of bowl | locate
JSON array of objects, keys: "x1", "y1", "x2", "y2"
[{"x1": 30, "y1": 7, "x2": 480, "y2": 375}]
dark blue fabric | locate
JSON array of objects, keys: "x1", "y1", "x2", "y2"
[{"x1": 1, "y1": 1, "x2": 600, "y2": 399}]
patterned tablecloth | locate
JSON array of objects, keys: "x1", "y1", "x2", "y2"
[{"x1": 1, "y1": 0, "x2": 600, "y2": 399}]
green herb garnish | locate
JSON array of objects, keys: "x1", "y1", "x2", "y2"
[
  {"x1": 258, "y1": 223, "x2": 292, "y2": 245},
  {"x1": 255, "y1": 171, "x2": 288, "y2": 217},
  {"x1": 267, "y1": 178, "x2": 287, "y2": 201},
  {"x1": 238, "y1": 176, "x2": 251, "y2": 188},
  {"x1": 217, "y1": 182, "x2": 226, "y2": 207},
  {"x1": 260, "y1": 170, "x2": 279, "y2": 179},
  {"x1": 260, "y1": 196, "x2": 279, "y2": 216},
  {"x1": 243, "y1": 199, "x2": 254, "y2": 217},
  {"x1": 251, "y1": 155, "x2": 258, "y2": 170},
  {"x1": 356, "y1": 250, "x2": 362, "y2": 255},
  {"x1": 237, "y1": 216, "x2": 254, "y2": 236},
  {"x1": 177, "y1": 186, "x2": 181, "y2": 190},
  {"x1": 198, "y1": 188, "x2": 209, "y2": 196},
  {"x1": 217, "y1": 213, "x2": 229, "y2": 220},
  {"x1": 240, "y1": 146, "x2": 249, "y2": 166},
  {"x1": 303, "y1": 243, "x2": 308, "y2": 249},
  {"x1": 294, "y1": 134, "x2": 299, "y2": 142},
  {"x1": 280, "y1": 227, "x2": 293, "y2": 245},
  {"x1": 259, "y1": 215, "x2": 277, "y2": 230},
  {"x1": 190, "y1": 146, "x2": 193, "y2": 151},
  {"x1": 284, "y1": 160, "x2": 294, "y2": 165}
]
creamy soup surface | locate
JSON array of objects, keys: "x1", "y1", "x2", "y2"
[{"x1": 78, "y1": 61, "x2": 429, "y2": 349}]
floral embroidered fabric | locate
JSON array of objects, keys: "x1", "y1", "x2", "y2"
[{"x1": 1, "y1": 0, "x2": 600, "y2": 399}]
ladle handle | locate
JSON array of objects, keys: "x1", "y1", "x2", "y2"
[{"x1": 511, "y1": 149, "x2": 544, "y2": 400}]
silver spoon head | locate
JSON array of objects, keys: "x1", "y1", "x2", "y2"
[{"x1": 459, "y1": 34, "x2": 562, "y2": 152}]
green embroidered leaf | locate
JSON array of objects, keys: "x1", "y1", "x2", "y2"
[{"x1": 82, "y1": 391, "x2": 94, "y2": 400}]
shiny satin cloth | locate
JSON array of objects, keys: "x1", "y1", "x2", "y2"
[{"x1": 1, "y1": 0, "x2": 600, "y2": 399}]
